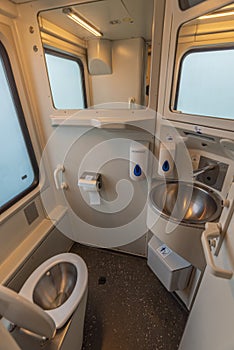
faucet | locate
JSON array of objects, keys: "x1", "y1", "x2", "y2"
[{"x1": 193, "y1": 163, "x2": 219, "y2": 178}]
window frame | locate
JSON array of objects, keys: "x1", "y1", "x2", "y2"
[
  {"x1": 179, "y1": 0, "x2": 207, "y2": 11},
  {"x1": 0, "y1": 41, "x2": 39, "y2": 214},
  {"x1": 44, "y1": 48, "x2": 87, "y2": 110},
  {"x1": 156, "y1": 0, "x2": 234, "y2": 135},
  {"x1": 173, "y1": 46, "x2": 234, "y2": 120}
]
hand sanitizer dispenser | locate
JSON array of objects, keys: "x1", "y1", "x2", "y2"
[
  {"x1": 130, "y1": 142, "x2": 149, "y2": 181},
  {"x1": 158, "y1": 141, "x2": 175, "y2": 176}
]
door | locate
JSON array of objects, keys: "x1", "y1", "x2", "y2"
[
  {"x1": 179, "y1": 270, "x2": 234, "y2": 350},
  {"x1": 179, "y1": 183, "x2": 234, "y2": 350}
]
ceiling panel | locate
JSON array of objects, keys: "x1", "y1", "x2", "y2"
[{"x1": 39, "y1": 0, "x2": 154, "y2": 41}]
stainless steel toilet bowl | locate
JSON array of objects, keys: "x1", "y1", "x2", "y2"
[{"x1": 33, "y1": 262, "x2": 77, "y2": 310}]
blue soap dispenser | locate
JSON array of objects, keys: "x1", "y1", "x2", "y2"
[
  {"x1": 158, "y1": 141, "x2": 175, "y2": 176},
  {"x1": 130, "y1": 142, "x2": 149, "y2": 181}
]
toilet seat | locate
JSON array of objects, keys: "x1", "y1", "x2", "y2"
[{"x1": 19, "y1": 253, "x2": 88, "y2": 329}]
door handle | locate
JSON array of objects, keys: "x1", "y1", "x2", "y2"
[{"x1": 201, "y1": 222, "x2": 233, "y2": 279}]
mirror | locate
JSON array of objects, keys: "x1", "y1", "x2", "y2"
[
  {"x1": 38, "y1": 0, "x2": 154, "y2": 109},
  {"x1": 173, "y1": 3, "x2": 234, "y2": 121}
]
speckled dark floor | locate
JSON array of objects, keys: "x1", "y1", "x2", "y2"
[{"x1": 70, "y1": 244, "x2": 188, "y2": 350}]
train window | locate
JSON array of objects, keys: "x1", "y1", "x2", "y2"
[
  {"x1": 175, "y1": 49, "x2": 234, "y2": 120},
  {"x1": 45, "y1": 50, "x2": 86, "y2": 109},
  {"x1": 0, "y1": 42, "x2": 38, "y2": 213},
  {"x1": 179, "y1": 0, "x2": 206, "y2": 11}
]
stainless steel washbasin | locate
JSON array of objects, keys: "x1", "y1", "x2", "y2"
[
  {"x1": 149, "y1": 181, "x2": 222, "y2": 226},
  {"x1": 33, "y1": 262, "x2": 77, "y2": 310}
]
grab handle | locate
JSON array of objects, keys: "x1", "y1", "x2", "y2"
[
  {"x1": 53, "y1": 164, "x2": 68, "y2": 190},
  {"x1": 201, "y1": 222, "x2": 233, "y2": 279}
]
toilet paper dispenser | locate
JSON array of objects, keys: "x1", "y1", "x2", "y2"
[
  {"x1": 78, "y1": 172, "x2": 102, "y2": 205},
  {"x1": 78, "y1": 172, "x2": 102, "y2": 190}
]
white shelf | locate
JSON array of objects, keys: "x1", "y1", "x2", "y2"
[{"x1": 50, "y1": 109, "x2": 156, "y2": 129}]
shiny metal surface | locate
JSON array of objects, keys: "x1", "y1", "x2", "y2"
[
  {"x1": 193, "y1": 163, "x2": 219, "y2": 178},
  {"x1": 33, "y1": 262, "x2": 77, "y2": 310},
  {"x1": 150, "y1": 181, "x2": 222, "y2": 226}
]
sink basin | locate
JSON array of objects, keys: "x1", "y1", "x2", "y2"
[{"x1": 149, "y1": 181, "x2": 222, "y2": 226}]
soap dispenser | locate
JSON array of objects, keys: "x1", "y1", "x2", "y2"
[
  {"x1": 130, "y1": 142, "x2": 149, "y2": 181},
  {"x1": 158, "y1": 141, "x2": 175, "y2": 176}
]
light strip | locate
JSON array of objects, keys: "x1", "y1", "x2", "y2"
[
  {"x1": 63, "y1": 8, "x2": 103, "y2": 37},
  {"x1": 199, "y1": 10, "x2": 234, "y2": 20}
]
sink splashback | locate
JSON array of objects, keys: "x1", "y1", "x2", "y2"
[{"x1": 196, "y1": 156, "x2": 229, "y2": 191}]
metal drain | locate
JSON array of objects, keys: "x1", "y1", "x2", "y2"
[{"x1": 98, "y1": 276, "x2": 106, "y2": 285}]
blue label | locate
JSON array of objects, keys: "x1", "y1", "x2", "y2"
[
  {"x1": 134, "y1": 164, "x2": 142, "y2": 177},
  {"x1": 162, "y1": 160, "x2": 170, "y2": 172}
]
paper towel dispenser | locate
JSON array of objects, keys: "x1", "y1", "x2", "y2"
[{"x1": 87, "y1": 39, "x2": 112, "y2": 75}]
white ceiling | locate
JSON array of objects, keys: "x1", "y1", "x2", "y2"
[{"x1": 39, "y1": 0, "x2": 154, "y2": 41}]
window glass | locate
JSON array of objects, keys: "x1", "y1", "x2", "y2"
[
  {"x1": 45, "y1": 51, "x2": 86, "y2": 109},
  {"x1": 179, "y1": 0, "x2": 206, "y2": 11},
  {"x1": 175, "y1": 49, "x2": 234, "y2": 120},
  {"x1": 0, "y1": 43, "x2": 38, "y2": 212}
]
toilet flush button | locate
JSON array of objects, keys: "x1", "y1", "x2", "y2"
[{"x1": 157, "y1": 244, "x2": 172, "y2": 258}]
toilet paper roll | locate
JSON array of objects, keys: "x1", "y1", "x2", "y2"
[
  {"x1": 78, "y1": 173, "x2": 101, "y2": 205},
  {"x1": 88, "y1": 191, "x2": 100, "y2": 205}
]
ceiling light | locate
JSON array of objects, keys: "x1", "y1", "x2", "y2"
[{"x1": 63, "y1": 8, "x2": 103, "y2": 37}]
